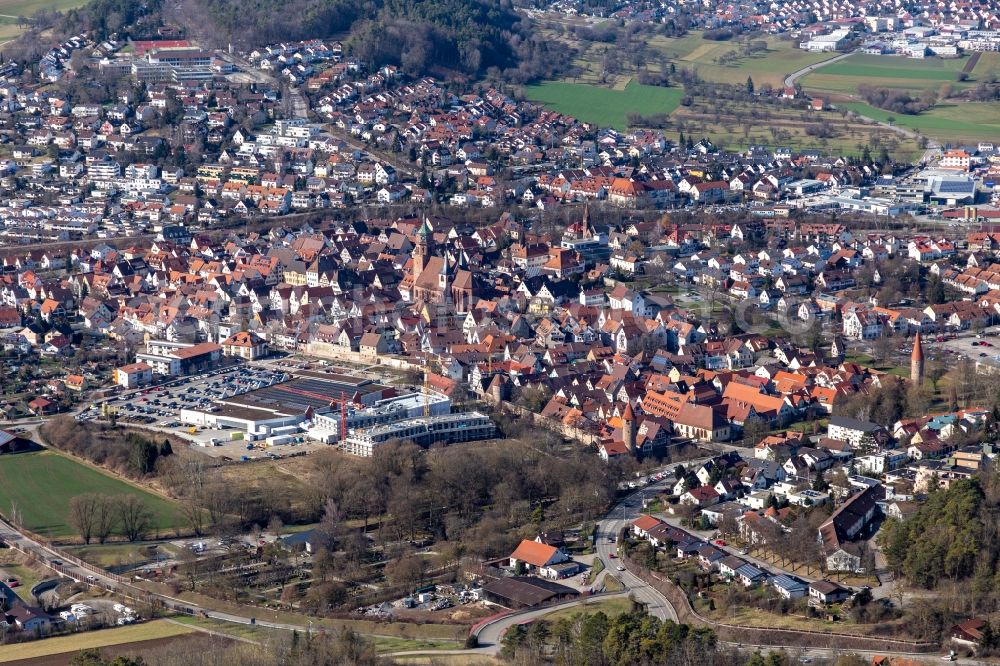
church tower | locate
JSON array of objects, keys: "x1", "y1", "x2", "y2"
[
  {"x1": 413, "y1": 217, "x2": 432, "y2": 280},
  {"x1": 622, "y1": 402, "x2": 638, "y2": 453},
  {"x1": 911, "y1": 332, "x2": 924, "y2": 385},
  {"x1": 438, "y1": 253, "x2": 449, "y2": 291}
]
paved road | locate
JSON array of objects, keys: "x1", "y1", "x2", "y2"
[
  {"x1": 288, "y1": 87, "x2": 310, "y2": 120},
  {"x1": 783, "y1": 50, "x2": 856, "y2": 89},
  {"x1": 474, "y1": 592, "x2": 632, "y2": 653},
  {"x1": 595, "y1": 479, "x2": 681, "y2": 622}
]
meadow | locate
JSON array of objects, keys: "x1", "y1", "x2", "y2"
[
  {"x1": 842, "y1": 101, "x2": 1000, "y2": 145},
  {"x1": 802, "y1": 53, "x2": 978, "y2": 95},
  {"x1": 668, "y1": 97, "x2": 922, "y2": 161},
  {"x1": 523, "y1": 79, "x2": 683, "y2": 130},
  {"x1": 0, "y1": 450, "x2": 181, "y2": 538}
]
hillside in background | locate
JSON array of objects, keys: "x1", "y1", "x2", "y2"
[{"x1": 54, "y1": 0, "x2": 564, "y2": 81}]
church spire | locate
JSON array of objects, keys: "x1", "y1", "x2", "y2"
[
  {"x1": 413, "y1": 217, "x2": 433, "y2": 281},
  {"x1": 417, "y1": 216, "x2": 432, "y2": 239}
]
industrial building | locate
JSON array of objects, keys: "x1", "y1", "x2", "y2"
[
  {"x1": 180, "y1": 372, "x2": 395, "y2": 438},
  {"x1": 799, "y1": 29, "x2": 851, "y2": 52},
  {"x1": 481, "y1": 577, "x2": 578, "y2": 609},
  {"x1": 180, "y1": 400, "x2": 306, "y2": 438},
  {"x1": 925, "y1": 176, "x2": 977, "y2": 206}
]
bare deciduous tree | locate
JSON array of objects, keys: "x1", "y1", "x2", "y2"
[
  {"x1": 69, "y1": 494, "x2": 100, "y2": 544},
  {"x1": 94, "y1": 494, "x2": 118, "y2": 544},
  {"x1": 117, "y1": 495, "x2": 152, "y2": 542}
]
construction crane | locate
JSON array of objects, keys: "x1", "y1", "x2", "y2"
[
  {"x1": 276, "y1": 385, "x2": 350, "y2": 441},
  {"x1": 423, "y1": 374, "x2": 430, "y2": 418}
]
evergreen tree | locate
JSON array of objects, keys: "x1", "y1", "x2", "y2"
[
  {"x1": 812, "y1": 468, "x2": 828, "y2": 491},
  {"x1": 981, "y1": 621, "x2": 996, "y2": 651},
  {"x1": 746, "y1": 76, "x2": 755, "y2": 95}
]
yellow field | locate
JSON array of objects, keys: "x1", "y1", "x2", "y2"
[{"x1": 0, "y1": 621, "x2": 195, "y2": 663}]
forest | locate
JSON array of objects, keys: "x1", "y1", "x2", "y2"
[
  {"x1": 53, "y1": 0, "x2": 564, "y2": 81},
  {"x1": 501, "y1": 607, "x2": 722, "y2": 666},
  {"x1": 881, "y1": 475, "x2": 997, "y2": 592}
]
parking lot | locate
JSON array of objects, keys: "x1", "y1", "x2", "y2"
[
  {"x1": 70, "y1": 356, "x2": 414, "y2": 462},
  {"x1": 77, "y1": 365, "x2": 288, "y2": 430},
  {"x1": 921, "y1": 328, "x2": 1000, "y2": 368}
]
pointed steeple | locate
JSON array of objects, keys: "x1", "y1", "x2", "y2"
[
  {"x1": 417, "y1": 216, "x2": 432, "y2": 239},
  {"x1": 413, "y1": 217, "x2": 433, "y2": 282}
]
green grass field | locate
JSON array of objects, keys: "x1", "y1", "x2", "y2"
[
  {"x1": 556, "y1": 30, "x2": 833, "y2": 89},
  {"x1": 0, "y1": 451, "x2": 181, "y2": 538},
  {"x1": 820, "y1": 54, "x2": 969, "y2": 80},
  {"x1": 842, "y1": 101, "x2": 1000, "y2": 144},
  {"x1": 795, "y1": 52, "x2": 1000, "y2": 143},
  {"x1": 523, "y1": 79, "x2": 682, "y2": 130},
  {"x1": 972, "y1": 52, "x2": 1000, "y2": 79},
  {"x1": 801, "y1": 53, "x2": 982, "y2": 96}
]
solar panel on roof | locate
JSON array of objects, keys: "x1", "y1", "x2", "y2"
[{"x1": 937, "y1": 180, "x2": 974, "y2": 193}]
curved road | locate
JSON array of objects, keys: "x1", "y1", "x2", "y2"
[
  {"x1": 783, "y1": 50, "x2": 856, "y2": 89},
  {"x1": 783, "y1": 48, "x2": 941, "y2": 164},
  {"x1": 595, "y1": 481, "x2": 681, "y2": 622},
  {"x1": 390, "y1": 469, "x2": 702, "y2": 658}
]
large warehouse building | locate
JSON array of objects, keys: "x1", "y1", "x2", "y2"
[
  {"x1": 180, "y1": 372, "x2": 396, "y2": 437},
  {"x1": 181, "y1": 370, "x2": 498, "y2": 454}
]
